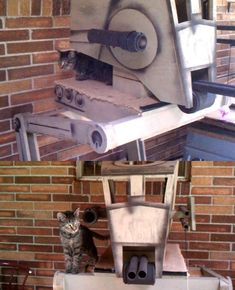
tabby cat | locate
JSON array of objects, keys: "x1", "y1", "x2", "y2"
[
  {"x1": 57, "y1": 208, "x2": 109, "y2": 274},
  {"x1": 58, "y1": 50, "x2": 113, "y2": 85}
]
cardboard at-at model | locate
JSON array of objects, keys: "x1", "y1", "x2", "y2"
[{"x1": 70, "y1": 0, "x2": 216, "y2": 112}]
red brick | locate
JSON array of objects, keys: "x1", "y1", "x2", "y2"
[
  {"x1": 211, "y1": 234, "x2": 235, "y2": 242},
  {"x1": 34, "y1": 202, "x2": 69, "y2": 211},
  {"x1": 0, "y1": 167, "x2": 30, "y2": 175},
  {"x1": 191, "y1": 177, "x2": 213, "y2": 186},
  {"x1": 0, "y1": 0, "x2": 6, "y2": 15},
  {"x1": 195, "y1": 215, "x2": 211, "y2": 223},
  {"x1": 33, "y1": 52, "x2": 58, "y2": 64},
  {"x1": 0, "y1": 30, "x2": 29, "y2": 41},
  {"x1": 195, "y1": 205, "x2": 233, "y2": 215},
  {"x1": 6, "y1": 17, "x2": 53, "y2": 28},
  {"x1": 16, "y1": 194, "x2": 51, "y2": 201},
  {"x1": 33, "y1": 71, "x2": 73, "y2": 89},
  {"x1": 55, "y1": 39, "x2": 70, "y2": 50},
  {"x1": 15, "y1": 176, "x2": 51, "y2": 184},
  {"x1": 196, "y1": 224, "x2": 231, "y2": 232},
  {"x1": 0, "y1": 104, "x2": 33, "y2": 120},
  {"x1": 0, "y1": 251, "x2": 35, "y2": 260},
  {"x1": 0, "y1": 218, "x2": 33, "y2": 226},
  {"x1": 0, "y1": 96, "x2": 9, "y2": 108},
  {"x1": 32, "y1": 28, "x2": 70, "y2": 39},
  {"x1": 0, "y1": 235, "x2": 33, "y2": 243},
  {"x1": 17, "y1": 210, "x2": 52, "y2": 219},
  {"x1": 20, "y1": 0, "x2": 30, "y2": 16},
  {"x1": 0, "y1": 70, "x2": 6, "y2": 81},
  {"x1": 11, "y1": 88, "x2": 54, "y2": 105},
  {"x1": 54, "y1": 16, "x2": 70, "y2": 27},
  {"x1": 90, "y1": 181, "x2": 103, "y2": 195},
  {"x1": 213, "y1": 196, "x2": 235, "y2": 205},
  {"x1": 53, "y1": 194, "x2": 88, "y2": 202},
  {"x1": 212, "y1": 215, "x2": 235, "y2": 223},
  {"x1": 0, "y1": 55, "x2": 30, "y2": 68},
  {"x1": 19, "y1": 245, "x2": 53, "y2": 252},
  {"x1": 213, "y1": 161, "x2": 235, "y2": 166},
  {"x1": 15, "y1": 161, "x2": 51, "y2": 166},
  {"x1": 31, "y1": 167, "x2": 67, "y2": 175},
  {"x1": 168, "y1": 232, "x2": 210, "y2": 241},
  {"x1": 0, "y1": 210, "x2": 15, "y2": 217},
  {"x1": 214, "y1": 178, "x2": 235, "y2": 186},
  {"x1": 210, "y1": 251, "x2": 235, "y2": 260},
  {"x1": 35, "y1": 270, "x2": 55, "y2": 277},
  {"x1": 182, "y1": 250, "x2": 209, "y2": 259},
  {"x1": 0, "y1": 184, "x2": 30, "y2": 192},
  {"x1": 0, "y1": 193, "x2": 14, "y2": 200},
  {"x1": 194, "y1": 196, "x2": 212, "y2": 204},
  {"x1": 192, "y1": 167, "x2": 233, "y2": 176},
  {"x1": 7, "y1": 0, "x2": 19, "y2": 16},
  {"x1": 190, "y1": 242, "x2": 230, "y2": 251},
  {"x1": 0, "y1": 44, "x2": 4, "y2": 55},
  {"x1": 53, "y1": 0, "x2": 62, "y2": 16},
  {"x1": 0, "y1": 121, "x2": 11, "y2": 132},
  {"x1": 17, "y1": 227, "x2": 52, "y2": 235},
  {"x1": 90, "y1": 195, "x2": 105, "y2": 203},
  {"x1": 42, "y1": 0, "x2": 52, "y2": 16},
  {"x1": 7, "y1": 41, "x2": 53, "y2": 54},
  {"x1": 0, "y1": 79, "x2": 32, "y2": 94},
  {"x1": 31, "y1": 184, "x2": 68, "y2": 193},
  {"x1": 51, "y1": 161, "x2": 75, "y2": 166},
  {"x1": 0, "y1": 227, "x2": 16, "y2": 234},
  {"x1": 8, "y1": 64, "x2": 54, "y2": 80},
  {"x1": 192, "y1": 187, "x2": 232, "y2": 195},
  {"x1": 0, "y1": 161, "x2": 13, "y2": 165},
  {"x1": 32, "y1": 0, "x2": 41, "y2": 15},
  {"x1": 35, "y1": 220, "x2": 57, "y2": 227},
  {"x1": 62, "y1": 0, "x2": 70, "y2": 15},
  {"x1": 52, "y1": 176, "x2": 74, "y2": 184},
  {"x1": 35, "y1": 253, "x2": 64, "y2": 261},
  {"x1": 82, "y1": 181, "x2": 90, "y2": 194},
  {"x1": 0, "y1": 131, "x2": 16, "y2": 146},
  {"x1": 0, "y1": 145, "x2": 11, "y2": 157},
  {"x1": 68, "y1": 167, "x2": 76, "y2": 175},
  {"x1": 20, "y1": 261, "x2": 53, "y2": 269},
  {"x1": 0, "y1": 243, "x2": 17, "y2": 251},
  {"x1": 35, "y1": 237, "x2": 60, "y2": 244}
]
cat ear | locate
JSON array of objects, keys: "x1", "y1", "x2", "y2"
[
  {"x1": 74, "y1": 208, "x2": 80, "y2": 218},
  {"x1": 57, "y1": 212, "x2": 66, "y2": 222}
]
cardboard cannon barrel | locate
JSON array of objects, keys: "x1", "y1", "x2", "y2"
[
  {"x1": 70, "y1": 0, "x2": 217, "y2": 113},
  {"x1": 87, "y1": 29, "x2": 147, "y2": 52},
  {"x1": 82, "y1": 207, "x2": 107, "y2": 224},
  {"x1": 138, "y1": 256, "x2": 148, "y2": 279},
  {"x1": 123, "y1": 255, "x2": 155, "y2": 285},
  {"x1": 126, "y1": 256, "x2": 138, "y2": 280}
]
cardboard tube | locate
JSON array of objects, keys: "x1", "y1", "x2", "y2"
[
  {"x1": 138, "y1": 256, "x2": 148, "y2": 279},
  {"x1": 127, "y1": 256, "x2": 139, "y2": 280}
]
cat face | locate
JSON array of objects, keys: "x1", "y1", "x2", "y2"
[
  {"x1": 57, "y1": 208, "x2": 80, "y2": 235},
  {"x1": 58, "y1": 50, "x2": 77, "y2": 70}
]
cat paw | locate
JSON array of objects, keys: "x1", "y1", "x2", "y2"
[
  {"x1": 71, "y1": 268, "x2": 79, "y2": 274},
  {"x1": 76, "y1": 74, "x2": 89, "y2": 81},
  {"x1": 65, "y1": 268, "x2": 72, "y2": 274}
]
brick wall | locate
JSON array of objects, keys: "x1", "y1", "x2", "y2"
[
  {"x1": 0, "y1": 0, "x2": 81, "y2": 161},
  {"x1": 0, "y1": 0, "x2": 234, "y2": 161},
  {"x1": 0, "y1": 161, "x2": 235, "y2": 289}
]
